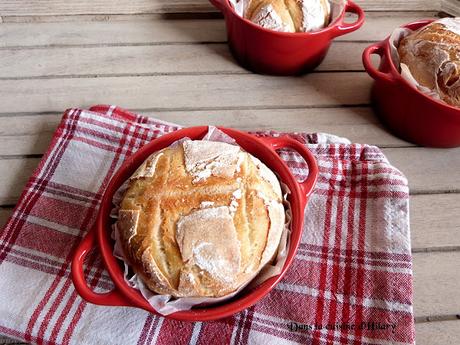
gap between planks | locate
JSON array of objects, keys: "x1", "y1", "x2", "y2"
[
  {"x1": 441, "y1": 0, "x2": 460, "y2": 16},
  {"x1": 0, "y1": 12, "x2": 442, "y2": 48},
  {"x1": 415, "y1": 314, "x2": 460, "y2": 323},
  {"x1": 0, "y1": 0, "x2": 443, "y2": 17},
  {"x1": 415, "y1": 320, "x2": 460, "y2": 345},
  {"x1": 0, "y1": 42, "x2": 377, "y2": 80},
  {"x1": 0, "y1": 107, "x2": 414, "y2": 156},
  {"x1": 0, "y1": 73, "x2": 374, "y2": 114}
]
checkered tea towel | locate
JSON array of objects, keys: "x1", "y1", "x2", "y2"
[{"x1": 0, "y1": 105, "x2": 413, "y2": 345}]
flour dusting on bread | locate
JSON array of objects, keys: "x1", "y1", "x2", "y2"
[
  {"x1": 250, "y1": 4, "x2": 291, "y2": 32},
  {"x1": 183, "y1": 140, "x2": 241, "y2": 183},
  {"x1": 234, "y1": 0, "x2": 332, "y2": 33},
  {"x1": 176, "y1": 207, "x2": 241, "y2": 284},
  {"x1": 116, "y1": 138, "x2": 286, "y2": 298},
  {"x1": 437, "y1": 17, "x2": 460, "y2": 36},
  {"x1": 130, "y1": 153, "x2": 163, "y2": 179},
  {"x1": 118, "y1": 209, "x2": 139, "y2": 243},
  {"x1": 397, "y1": 18, "x2": 460, "y2": 107},
  {"x1": 301, "y1": 0, "x2": 331, "y2": 32}
]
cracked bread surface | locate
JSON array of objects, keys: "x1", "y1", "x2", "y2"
[
  {"x1": 398, "y1": 18, "x2": 460, "y2": 107},
  {"x1": 117, "y1": 140, "x2": 285, "y2": 298}
]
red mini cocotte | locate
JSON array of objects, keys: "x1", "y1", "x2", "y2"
[
  {"x1": 209, "y1": 0, "x2": 365, "y2": 75},
  {"x1": 363, "y1": 20, "x2": 460, "y2": 148},
  {"x1": 71, "y1": 127, "x2": 318, "y2": 321}
]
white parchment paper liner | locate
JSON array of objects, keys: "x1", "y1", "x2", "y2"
[
  {"x1": 110, "y1": 127, "x2": 292, "y2": 315},
  {"x1": 229, "y1": 0, "x2": 345, "y2": 32},
  {"x1": 389, "y1": 25, "x2": 442, "y2": 100}
]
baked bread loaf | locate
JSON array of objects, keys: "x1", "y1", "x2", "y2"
[
  {"x1": 116, "y1": 140, "x2": 285, "y2": 298},
  {"x1": 398, "y1": 18, "x2": 460, "y2": 107},
  {"x1": 243, "y1": 0, "x2": 331, "y2": 33}
]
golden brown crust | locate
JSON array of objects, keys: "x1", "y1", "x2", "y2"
[
  {"x1": 116, "y1": 140, "x2": 285, "y2": 298},
  {"x1": 245, "y1": 0, "x2": 295, "y2": 32},
  {"x1": 398, "y1": 18, "x2": 460, "y2": 107},
  {"x1": 243, "y1": 0, "x2": 330, "y2": 33}
]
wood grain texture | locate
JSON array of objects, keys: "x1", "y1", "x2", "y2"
[
  {"x1": 413, "y1": 251, "x2": 460, "y2": 317},
  {"x1": 415, "y1": 320, "x2": 460, "y2": 344},
  {"x1": 382, "y1": 147, "x2": 460, "y2": 193},
  {"x1": 441, "y1": 0, "x2": 460, "y2": 15},
  {"x1": 0, "y1": 42, "x2": 371, "y2": 78},
  {"x1": 0, "y1": 336, "x2": 26, "y2": 345},
  {"x1": 411, "y1": 194, "x2": 460, "y2": 250},
  {"x1": 0, "y1": 0, "x2": 442, "y2": 17},
  {"x1": 0, "y1": 12, "x2": 440, "y2": 47},
  {"x1": 0, "y1": 208, "x2": 12, "y2": 229},
  {"x1": 0, "y1": 158, "x2": 40, "y2": 205},
  {"x1": 0, "y1": 108, "x2": 411, "y2": 156},
  {"x1": 137, "y1": 108, "x2": 405, "y2": 147},
  {"x1": 0, "y1": 73, "x2": 372, "y2": 114},
  {"x1": 0, "y1": 19, "x2": 226, "y2": 47},
  {"x1": 0, "y1": 115, "x2": 57, "y2": 155}
]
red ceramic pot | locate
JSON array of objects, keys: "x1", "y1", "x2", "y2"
[
  {"x1": 363, "y1": 20, "x2": 460, "y2": 148},
  {"x1": 209, "y1": 0, "x2": 365, "y2": 75},
  {"x1": 71, "y1": 127, "x2": 318, "y2": 321}
]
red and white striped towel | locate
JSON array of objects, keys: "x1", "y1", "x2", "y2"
[{"x1": 0, "y1": 105, "x2": 414, "y2": 345}]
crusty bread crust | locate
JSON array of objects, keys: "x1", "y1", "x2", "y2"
[
  {"x1": 398, "y1": 18, "x2": 460, "y2": 107},
  {"x1": 116, "y1": 140, "x2": 285, "y2": 298},
  {"x1": 244, "y1": 0, "x2": 330, "y2": 33}
]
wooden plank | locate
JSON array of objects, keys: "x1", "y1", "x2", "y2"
[
  {"x1": 0, "y1": 19, "x2": 226, "y2": 47},
  {"x1": 0, "y1": 158, "x2": 40, "y2": 205},
  {"x1": 382, "y1": 147, "x2": 460, "y2": 194},
  {"x1": 122, "y1": 107, "x2": 413, "y2": 147},
  {"x1": 0, "y1": 42, "x2": 371, "y2": 78},
  {"x1": 0, "y1": 115, "x2": 57, "y2": 155},
  {"x1": 0, "y1": 44, "x2": 242, "y2": 78},
  {"x1": 0, "y1": 108, "x2": 410, "y2": 156},
  {"x1": 0, "y1": 12, "x2": 439, "y2": 48},
  {"x1": 411, "y1": 194, "x2": 460, "y2": 250},
  {"x1": 413, "y1": 251, "x2": 460, "y2": 317},
  {"x1": 0, "y1": 73, "x2": 372, "y2": 114},
  {"x1": 415, "y1": 320, "x2": 460, "y2": 344},
  {"x1": 0, "y1": 18, "x2": 223, "y2": 46},
  {"x1": 0, "y1": 0, "x2": 441, "y2": 17},
  {"x1": 441, "y1": 0, "x2": 460, "y2": 15},
  {"x1": 0, "y1": 336, "x2": 26, "y2": 345},
  {"x1": 343, "y1": 11, "x2": 439, "y2": 42},
  {"x1": 0, "y1": 208, "x2": 12, "y2": 228}
]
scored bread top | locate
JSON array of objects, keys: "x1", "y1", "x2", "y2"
[
  {"x1": 398, "y1": 18, "x2": 460, "y2": 107},
  {"x1": 116, "y1": 140, "x2": 285, "y2": 298},
  {"x1": 243, "y1": 0, "x2": 330, "y2": 33}
]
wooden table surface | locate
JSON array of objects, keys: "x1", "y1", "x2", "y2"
[{"x1": 1, "y1": 0, "x2": 459, "y2": 344}]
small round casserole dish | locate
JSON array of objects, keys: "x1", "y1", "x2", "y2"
[
  {"x1": 71, "y1": 126, "x2": 318, "y2": 321},
  {"x1": 362, "y1": 20, "x2": 460, "y2": 148},
  {"x1": 209, "y1": 0, "x2": 365, "y2": 75}
]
